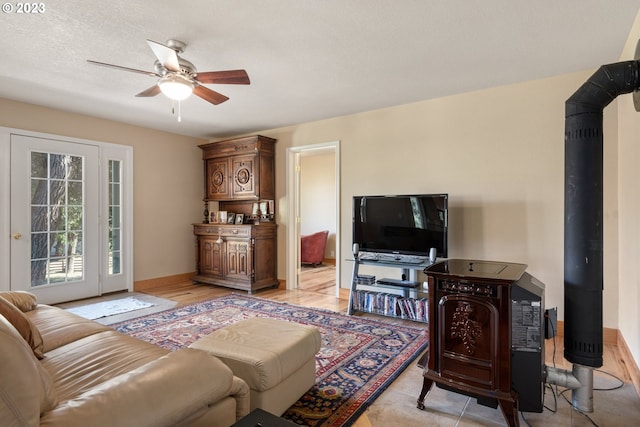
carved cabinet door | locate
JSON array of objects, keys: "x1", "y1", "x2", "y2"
[
  {"x1": 206, "y1": 159, "x2": 229, "y2": 200},
  {"x1": 225, "y1": 239, "x2": 253, "y2": 282},
  {"x1": 230, "y1": 155, "x2": 256, "y2": 199},
  {"x1": 199, "y1": 237, "x2": 224, "y2": 278}
]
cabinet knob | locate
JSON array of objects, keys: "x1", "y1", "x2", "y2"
[
  {"x1": 12, "y1": 232, "x2": 22, "y2": 240},
  {"x1": 231, "y1": 229, "x2": 238, "y2": 234}
]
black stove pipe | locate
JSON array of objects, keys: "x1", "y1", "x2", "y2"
[{"x1": 564, "y1": 60, "x2": 639, "y2": 367}]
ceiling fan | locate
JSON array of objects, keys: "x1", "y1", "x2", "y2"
[{"x1": 87, "y1": 39, "x2": 250, "y2": 106}]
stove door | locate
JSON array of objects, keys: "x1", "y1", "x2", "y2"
[{"x1": 438, "y1": 294, "x2": 499, "y2": 391}]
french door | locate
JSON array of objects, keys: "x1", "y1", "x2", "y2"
[{"x1": 10, "y1": 135, "x2": 100, "y2": 304}]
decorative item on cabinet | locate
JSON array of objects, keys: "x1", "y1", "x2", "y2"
[{"x1": 248, "y1": 199, "x2": 274, "y2": 223}]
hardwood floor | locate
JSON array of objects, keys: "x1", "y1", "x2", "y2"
[
  {"x1": 141, "y1": 265, "x2": 348, "y2": 313},
  {"x1": 139, "y1": 268, "x2": 639, "y2": 426},
  {"x1": 299, "y1": 264, "x2": 338, "y2": 295}
]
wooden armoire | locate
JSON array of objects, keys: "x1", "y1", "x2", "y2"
[{"x1": 192, "y1": 135, "x2": 278, "y2": 293}]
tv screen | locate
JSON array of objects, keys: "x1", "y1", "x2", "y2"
[{"x1": 353, "y1": 194, "x2": 448, "y2": 258}]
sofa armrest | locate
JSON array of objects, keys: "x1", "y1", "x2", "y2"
[
  {"x1": 229, "y1": 375, "x2": 250, "y2": 419},
  {"x1": 41, "y1": 349, "x2": 240, "y2": 427}
]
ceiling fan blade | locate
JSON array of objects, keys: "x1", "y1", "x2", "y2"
[
  {"x1": 135, "y1": 85, "x2": 161, "y2": 97},
  {"x1": 87, "y1": 60, "x2": 159, "y2": 77},
  {"x1": 195, "y1": 70, "x2": 250, "y2": 85},
  {"x1": 146, "y1": 39, "x2": 180, "y2": 72},
  {"x1": 193, "y1": 84, "x2": 229, "y2": 105}
]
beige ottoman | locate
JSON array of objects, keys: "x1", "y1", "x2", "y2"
[{"x1": 189, "y1": 317, "x2": 322, "y2": 416}]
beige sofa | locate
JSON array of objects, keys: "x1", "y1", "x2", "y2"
[{"x1": 0, "y1": 291, "x2": 250, "y2": 427}]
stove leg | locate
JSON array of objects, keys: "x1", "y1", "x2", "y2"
[
  {"x1": 497, "y1": 398, "x2": 519, "y2": 427},
  {"x1": 416, "y1": 378, "x2": 433, "y2": 410}
]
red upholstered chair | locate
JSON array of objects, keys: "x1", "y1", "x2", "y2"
[{"x1": 300, "y1": 230, "x2": 329, "y2": 267}]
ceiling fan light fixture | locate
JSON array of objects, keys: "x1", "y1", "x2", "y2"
[{"x1": 158, "y1": 73, "x2": 194, "y2": 101}]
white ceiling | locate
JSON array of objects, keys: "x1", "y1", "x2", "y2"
[{"x1": 2, "y1": 1, "x2": 639, "y2": 139}]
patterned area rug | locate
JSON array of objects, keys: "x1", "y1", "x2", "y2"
[{"x1": 111, "y1": 294, "x2": 428, "y2": 427}]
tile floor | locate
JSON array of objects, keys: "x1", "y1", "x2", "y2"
[{"x1": 363, "y1": 360, "x2": 640, "y2": 426}]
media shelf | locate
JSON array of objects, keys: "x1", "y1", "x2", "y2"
[{"x1": 347, "y1": 257, "x2": 432, "y2": 323}]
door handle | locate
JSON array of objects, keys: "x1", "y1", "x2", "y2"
[{"x1": 12, "y1": 233, "x2": 22, "y2": 240}]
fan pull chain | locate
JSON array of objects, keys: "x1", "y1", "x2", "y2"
[{"x1": 170, "y1": 100, "x2": 182, "y2": 122}]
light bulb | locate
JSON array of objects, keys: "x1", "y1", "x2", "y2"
[{"x1": 158, "y1": 74, "x2": 194, "y2": 101}]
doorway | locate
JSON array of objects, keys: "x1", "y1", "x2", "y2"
[
  {"x1": 10, "y1": 134, "x2": 100, "y2": 304},
  {"x1": 286, "y1": 141, "x2": 340, "y2": 296},
  {"x1": 1, "y1": 128, "x2": 133, "y2": 305}
]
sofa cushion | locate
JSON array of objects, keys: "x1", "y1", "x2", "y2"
[
  {"x1": 0, "y1": 295, "x2": 44, "y2": 359},
  {"x1": 0, "y1": 290, "x2": 38, "y2": 311},
  {"x1": 41, "y1": 330, "x2": 170, "y2": 403},
  {"x1": 25, "y1": 304, "x2": 111, "y2": 353},
  {"x1": 0, "y1": 314, "x2": 57, "y2": 426},
  {"x1": 39, "y1": 349, "x2": 241, "y2": 427}
]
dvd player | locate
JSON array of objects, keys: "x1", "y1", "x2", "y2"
[{"x1": 376, "y1": 278, "x2": 420, "y2": 288}]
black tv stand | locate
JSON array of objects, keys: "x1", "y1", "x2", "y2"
[
  {"x1": 358, "y1": 252, "x2": 427, "y2": 265},
  {"x1": 347, "y1": 257, "x2": 432, "y2": 322}
]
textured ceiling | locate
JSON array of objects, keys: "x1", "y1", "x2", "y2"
[{"x1": 1, "y1": 1, "x2": 639, "y2": 139}]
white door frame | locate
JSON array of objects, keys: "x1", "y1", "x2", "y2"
[
  {"x1": 0, "y1": 127, "x2": 133, "y2": 300},
  {"x1": 285, "y1": 140, "x2": 340, "y2": 296}
]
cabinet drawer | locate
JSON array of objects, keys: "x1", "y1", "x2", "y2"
[
  {"x1": 194, "y1": 224, "x2": 251, "y2": 237},
  {"x1": 221, "y1": 227, "x2": 250, "y2": 237}
]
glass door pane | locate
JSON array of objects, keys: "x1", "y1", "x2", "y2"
[
  {"x1": 30, "y1": 151, "x2": 85, "y2": 286},
  {"x1": 108, "y1": 160, "x2": 122, "y2": 275}
]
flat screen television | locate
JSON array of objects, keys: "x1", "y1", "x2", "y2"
[{"x1": 352, "y1": 194, "x2": 448, "y2": 258}]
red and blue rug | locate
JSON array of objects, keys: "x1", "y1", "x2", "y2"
[{"x1": 111, "y1": 294, "x2": 428, "y2": 426}]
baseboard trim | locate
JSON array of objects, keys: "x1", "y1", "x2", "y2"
[
  {"x1": 617, "y1": 332, "x2": 640, "y2": 398},
  {"x1": 323, "y1": 258, "x2": 336, "y2": 266},
  {"x1": 556, "y1": 321, "x2": 618, "y2": 346},
  {"x1": 134, "y1": 272, "x2": 194, "y2": 291},
  {"x1": 556, "y1": 320, "x2": 639, "y2": 397}
]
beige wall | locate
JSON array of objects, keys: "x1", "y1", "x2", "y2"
[
  {"x1": 300, "y1": 153, "x2": 336, "y2": 258},
  {"x1": 0, "y1": 98, "x2": 205, "y2": 282},
  {"x1": 2, "y1": 34, "x2": 635, "y2": 367},
  {"x1": 617, "y1": 12, "x2": 640, "y2": 366},
  {"x1": 261, "y1": 69, "x2": 621, "y2": 329}
]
